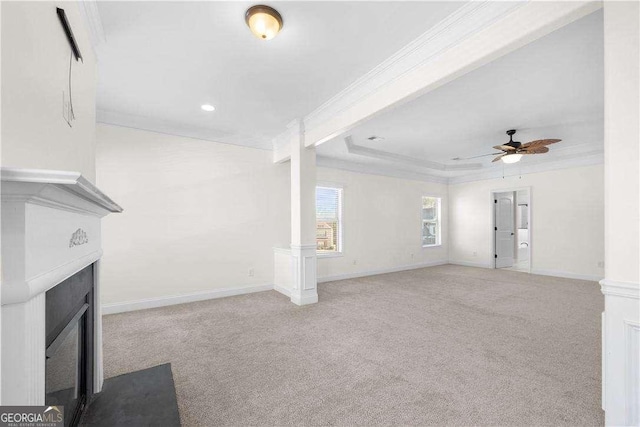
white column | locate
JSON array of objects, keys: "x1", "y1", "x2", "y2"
[
  {"x1": 601, "y1": 2, "x2": 640, "y2": 425},
  {"x1": 289, "y1": 119, "x2": 318, "y2": 305}
]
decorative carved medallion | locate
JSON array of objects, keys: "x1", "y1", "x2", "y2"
[{"x1": 69, "y1": 228, "x2": 89, "y2": 247}]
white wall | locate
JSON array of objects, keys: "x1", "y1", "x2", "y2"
[
  {"x1": 96, "y1": 124, "x2": 290, "y2": 305},
  {"x1": 449, "y1": 164, "x2": 604, "y2": 280},
  {"x1": 1, "y1": 1, "x2": 97, "y2": 182},
  {"x1": 316, "y1": 167, "x2": 448, "y2": 280}
]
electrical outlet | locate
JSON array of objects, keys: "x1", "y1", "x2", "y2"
[
  {"x1": 248, "y1": 268, "x2": 254, "y2": 277},
  {"x1": 410, "y1": 253, "x2": 414, "y2": 259},
  {"x1": 352, "y1": 259, "x2": 357, "y2": 265},
  {"x1": 597, "y1": 261, "x2": 604, "y2": 268},
  {"x1": 473, "y1": 251, "x2": 477, "y2": 257}
]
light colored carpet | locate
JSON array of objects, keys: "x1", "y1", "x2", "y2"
[{"x1": 102, "y1": 264, "x2": 604, "y2": 426}]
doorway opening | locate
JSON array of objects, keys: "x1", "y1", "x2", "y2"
[{"x1": 492, "y1": 188, "x2": 531, "y2": 273}]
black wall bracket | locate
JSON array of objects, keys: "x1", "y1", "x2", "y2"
[{"x1": 56, "y1": 7, "x2": 83, "y2": 62}]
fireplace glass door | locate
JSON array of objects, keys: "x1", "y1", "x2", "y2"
[{"x1": 46, "y1": 304, "x2": 88, "y2": 427}]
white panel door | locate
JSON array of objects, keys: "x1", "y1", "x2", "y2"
[{"x1": 495, "y1": 192, "x2": 515, "y2": 268}]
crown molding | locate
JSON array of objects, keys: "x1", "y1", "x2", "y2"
[
  {"x1": 345, "y1": 136, "x2": 482, "y2": 172},
  {"x1": 447, "y1": 149, "x2": 604, "y2": 184},
  {"x1": 98, "y1": 110, "x2": 272, "y2": 151},
  {"x1": 317, "y1": 146, "x2": 603, "y2": 186},
  {"x1": 77, "y1": 0, "x2": 106, "y2": 56},
  {"x1": 303, "y1": 1, "x2": 526, "y2": 135},
  {"x1": 316, "y1": 156, "x2": 449, "y2": 185}
]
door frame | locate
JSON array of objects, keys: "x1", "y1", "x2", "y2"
[{"x1": 490, "y1": 186, "x2": 532, "y2": 273}]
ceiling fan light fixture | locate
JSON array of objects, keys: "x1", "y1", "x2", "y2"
[
  {"x1": 502, "y1": 153, "x2": 523, "y2": 164},
  {"x1": 245, "y1": 5, "x2": 283, "y2": 40}
]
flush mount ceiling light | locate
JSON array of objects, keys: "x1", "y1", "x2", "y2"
[
  {"x1": 245, "y1": 5, "x2": 283, "y2": 40},
  {"x1": 201, "y1": 104, "x2": 215, "y2": 112}
]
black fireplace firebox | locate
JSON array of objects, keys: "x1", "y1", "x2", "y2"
[{"x1": 45, "y1": 264, "x2": 96, "y2": 427}]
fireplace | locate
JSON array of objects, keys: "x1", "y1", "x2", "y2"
[
  {"x1": 1, "y1": 168, "x2": 121, "y2": 417},
  {"x1": 45, "y1": 264, "x2": 95, "y2": 426}
]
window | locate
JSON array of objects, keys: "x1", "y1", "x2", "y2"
[
  {"x1": 316, "y1": 186, "x2": 342, "y2": 254},
  {"x1": 422, "y1": 196, "x2": 441, "y2": 247}
]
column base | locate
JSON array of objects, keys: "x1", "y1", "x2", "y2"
[
  {"x1": 600, "y1": 279, "x2": 640, "y2": 426},
  {"x1": 290, "y1": 243, "x2": 318, "y2": 306},
  {"x1": 291, "y1": 293, "x2": 319, "y2": 306}
]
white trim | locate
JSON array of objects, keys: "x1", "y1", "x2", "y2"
[
  {"x1": 77, "y1": 0, "x2": 106, "y2": 56},
  {"x1": 448, "y1": 261, "x2": 601, "y2": 282},
  {"x1": 531, "y1": 269, "x2": 603, "y2": 282},
  {"x1": 290, "y1": 244, "x2": 317, "y2": 251},
  {"x1": 303, "y1": 1, "x2": 525, "y2": 137},
  {"x1": 272, "y1": 247, "x2": 292, "y2": 255},
  {"x1": 491, "y1": 187, "x2": 532, "y2": 274},
  {"x1": 317, "y1": 252, "x2": 343, "y2": 259},
  {"x1": 316, "y1": 156, "x2": 449, "y2": 184},
  {"x1": 421, "y1": 195, "x2": 442, "y2": 248},
  {"x1": 448, "y1": 260, "x2": 493, "y2": 269},
  {"x1": 318, "y1": 149, "x2": 603, "y2": 186},
  {"x1": 602, "y1": 311, "x2": 606, "y2": 411},
  {"x1": 600, "y1": 279, "x2": 640, "y2": 299},
  {"x1": 1, "y1": 167, "x2": 123, "y2": 213},
  {"x1": 102, "y1": 284, "x2": 274, "y2": 315},
  {"x1": 19, "y1": 250, "x2": 104, "y2": 305},
  {"x1": 98, "y1": 111, "x2": 272, "y2": 152},
  {"x1": 316, "y1": 185, "x2": 344, "y2": 254},
  {"x1": 273, "y1": 284, "x2": 291, "y2": 298},
  {"x1": 345, "y1": 136, "x2": 482, "y2": 172},
  {"x1": 624, "y1": 320, "x2": 640, "y2": 425},
  {"x1": 291, "y1": 293, "x2": 319, "y2": 306},
  {"x1": 93, "y1": 261, "x2": 104, "y2": 393},
  {"x1": 448, "y1": 150, "x2": 604, "y2": 185},
  {"x1": 317, "y1": 260, "x2": 448, "y2": 283}
]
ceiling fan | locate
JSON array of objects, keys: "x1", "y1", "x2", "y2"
[{"x1": 491, "y1": 130, "x2": 561, "y2": 164}]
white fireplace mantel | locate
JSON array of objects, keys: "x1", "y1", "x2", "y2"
[{"x1": 1, "y1": 167, "x2": 122, "y2": 405}]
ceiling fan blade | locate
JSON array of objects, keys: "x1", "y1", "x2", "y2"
[
  {"x1": 493, "y1": 144, "x2": 516, "y2": 152},
  {"x1": 456, "y1": 152, "x2": 502, "y2": 160},
  {"x1": 521, "y1": 146, "x2": 549, "y2": 154},
  {"x1": 492, "y1": 153, "x2": 506, "y2": 163},
  {"x1": 521, "y1": 139, "x2": 561, "y2": 149}
]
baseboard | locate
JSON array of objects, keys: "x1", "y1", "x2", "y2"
[
  {"x1": 317, "y1": 260, "x2": 448, "y2": 283},
  {"x1": 448, "y1": 260, "x2": 493, "y2": 269},
  {"x1": 531, "y1": 269, "x2": 603, "y2": 282},
  {"x1": 102, "y1": 283, "x2": 274, "y2": 315},
  {"x1": 448, "y1": 262, "x2": 602, "y2": 282},
  {"x1": 273, "y1": 284, "x2": 292, "y2": 298}
]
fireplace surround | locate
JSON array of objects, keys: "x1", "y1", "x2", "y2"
[{"x1": 1, "y1": 168, "x2": 122, "y2": 411}]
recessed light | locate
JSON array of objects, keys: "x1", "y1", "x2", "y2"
[
  {"x1": 201, "y1": 104, "x2": 215, "y2": 112},
  {"x1": 367, "y1": 136, "x2": 385, "y2": 142}
]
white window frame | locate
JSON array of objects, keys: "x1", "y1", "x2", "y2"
[
  {"x1": 422, "y1": 196, "x2": 442, "y2": 248},
  {"x1": 316, "y1": 185, "x2": 344, "y2": 258}
]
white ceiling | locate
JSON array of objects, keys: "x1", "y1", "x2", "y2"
[
  {"x1": 317, "y1": 9, "x2": 604, "y2": 180},
  {"x1": 95, "y1": 1, "x2": 465, "y2": 149}
]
